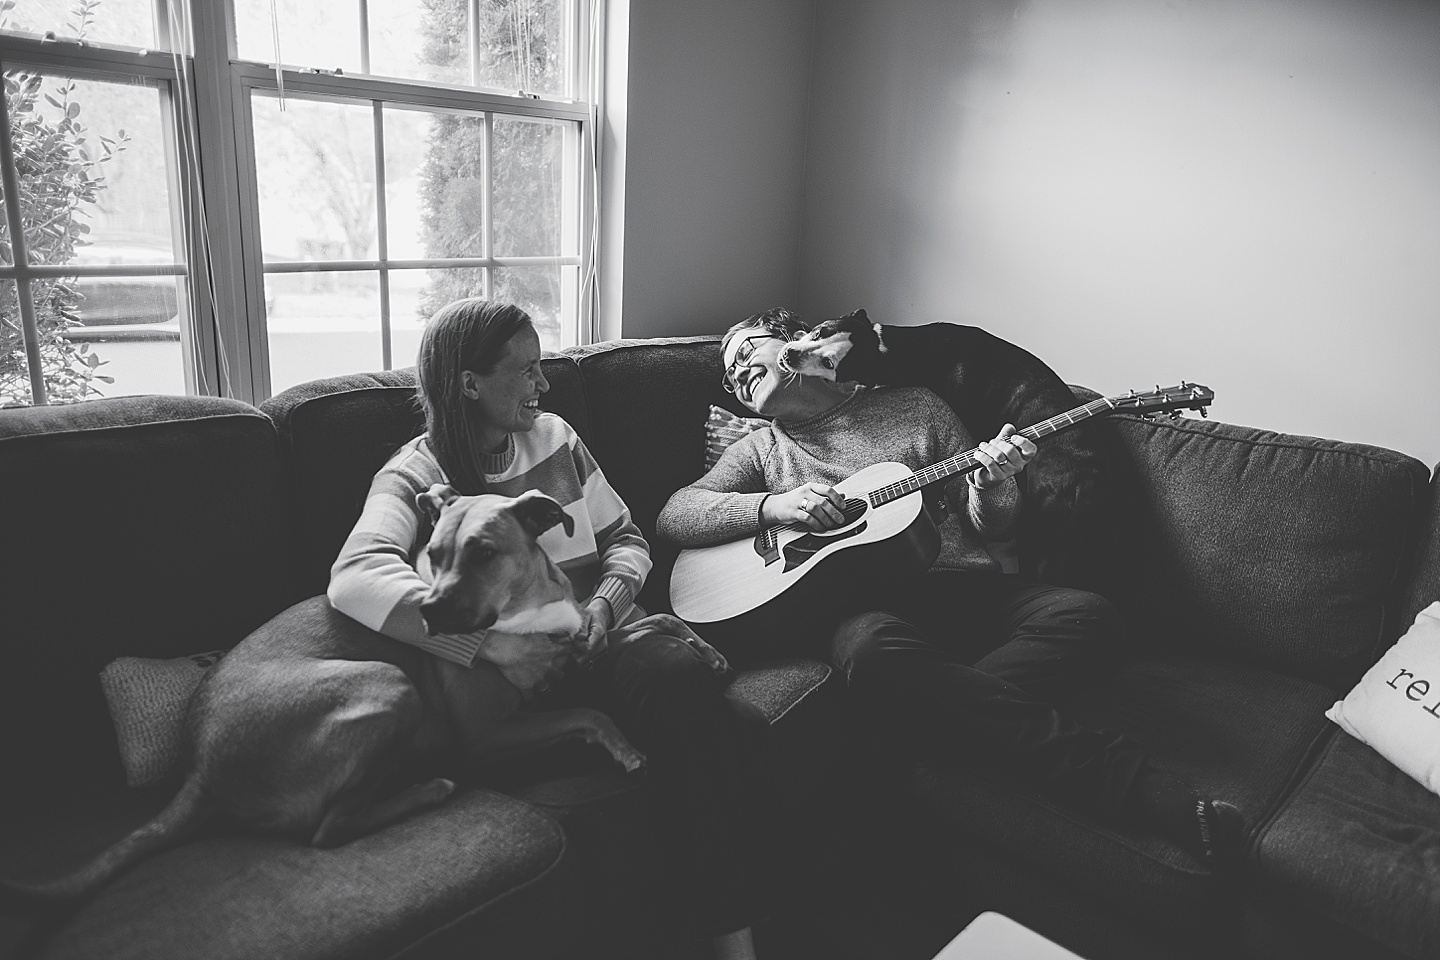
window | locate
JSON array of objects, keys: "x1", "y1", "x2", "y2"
[{"x1": 1, "y1": 0, "x2": 595, "y2": 407}]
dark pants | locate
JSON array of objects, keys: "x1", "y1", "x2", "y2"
[
  {"x1": 541, "y1": 628, "x2": 768, "y2": 937},
  {"x1": 830, "y1": 572, "x2": 1149, "y2": 820}
]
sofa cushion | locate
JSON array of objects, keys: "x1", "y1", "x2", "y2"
[
  {"x1": 99, "y1": 650, "x2": 226, "y2": 787},
  {"x1": 4, "y1": 788, "x2": 580, "y2": 960},
  {"x1": 0, "y1": 397, "x2": 292, "y2": 805},
  {"x1": 1080, "y1": 414, "x2": 1431, "y2": 689},
  {"x1": 259, "y1": 357, "x2": 586, "y2": 598},
  {"x1": 704, "y1": 405, "x2": 768, "y2": 471},
  {"x1": 1250, "y1": 729, "x2": 1440, "y2": 960},
  {"x1": 892, "y1": 655, "x2": 1336, "y2": 945}
]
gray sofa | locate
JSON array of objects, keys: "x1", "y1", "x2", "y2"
[{"x1": 1, "y1": 333, "x2": 1437, "y2": 960}]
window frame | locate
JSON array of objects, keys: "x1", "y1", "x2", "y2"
[{"x1": 1, "y1": 0, "x2": 598, "y2": 406}]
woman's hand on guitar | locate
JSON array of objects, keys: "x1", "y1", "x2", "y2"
[
  {"x1": 972, "y1": 424, "x2": 1037, "y2": 489},
  {"x1": 763, "y1": 482, "x2": 847, "y2": 530}
]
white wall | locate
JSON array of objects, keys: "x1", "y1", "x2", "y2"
[
  {"x1": 601, "y1": 0, "x2": 816, "y2": 340},
  {"x1": 798, "y1": 0, "x2": 1440, "y2": 467}
]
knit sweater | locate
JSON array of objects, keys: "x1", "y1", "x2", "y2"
[
  {"x1": 656, "y1": 385, "x2": 1019, "y2": 573},
  {"x1": 329, "y1": 413, "x2": 652, "y2": 667}
]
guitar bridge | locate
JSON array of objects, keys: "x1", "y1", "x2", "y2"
[
  {"x1": 752, "y1": 497, "x2": 869, "y2": 567},
  {"x1": 753, "y1": 528, "x2": 781, "y2": 565}
]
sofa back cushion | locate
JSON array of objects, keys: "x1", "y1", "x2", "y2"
[
  {"x1": 565, "y1": 337, "x2": 748, "y2": 613},
  {"x1": 0, "y1": 397, "x2": 291, "y2": 804},
  {"x1": 1082, "y1": 413, "x2": 1430, "y2": 689},
  {"x1": 260, "y1": 358, "x2": 587, "y2": 598}
]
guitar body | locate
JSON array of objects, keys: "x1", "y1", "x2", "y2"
[{"x1": 670, "y1": 462, "x2": 941, "y2": 626}]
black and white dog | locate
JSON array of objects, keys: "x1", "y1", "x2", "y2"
[{"x1": 779, "y1": 308, "x2": 1113, "y2": 584}]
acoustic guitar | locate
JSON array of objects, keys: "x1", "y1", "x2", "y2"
[{"x1": 669, "y1": 383, "x2": 1215, "y2": 627}]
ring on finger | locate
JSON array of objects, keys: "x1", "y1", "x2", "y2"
[{"x1": 800, "y1": 498, "x2": 810, "y2": 511}]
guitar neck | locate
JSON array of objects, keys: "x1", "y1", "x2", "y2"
[{"x1": 868, "y1": 396, "x2": 1119, "y2": 506}]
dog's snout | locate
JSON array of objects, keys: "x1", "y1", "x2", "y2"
[{"x1": 419, "y1": 596, "x2": 498, "y2": 636}]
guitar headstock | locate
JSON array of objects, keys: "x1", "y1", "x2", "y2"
[{"x1": 1109, "y1": 383, "x2": 1215, "y2": 419}]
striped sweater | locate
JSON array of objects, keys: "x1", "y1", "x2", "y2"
[{"x1": 329, "y1": 413, "x2": 652, "y2": 666}]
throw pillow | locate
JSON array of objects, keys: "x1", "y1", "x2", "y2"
[
  {"x1": 1326, "y1": 601, "x2": 1440, "y2": 795},
  {"x1": 99, "y1": 650, "x2": 225, "y2": 787},
  {"x1": 704, "y1": 404, "x2": 768, "y2": 471}
]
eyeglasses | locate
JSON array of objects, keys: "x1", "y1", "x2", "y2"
[{"x1": 721, "y1": 331, "x2": 789, "y2": 394}]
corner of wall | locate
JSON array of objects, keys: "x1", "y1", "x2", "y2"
[{"x1": 596, "y1": 0, "x2": 630, "y2": 343}]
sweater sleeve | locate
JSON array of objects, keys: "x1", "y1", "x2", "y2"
[
  {"x1": 570, "y1": 435, "x2": 651, "y2": 624},
  {"x1": 327, "y1": 445, "x2": 489, "y2": 667},
  {"x1": 656, "y1": 431, "x2": 774, "y2": 547}
]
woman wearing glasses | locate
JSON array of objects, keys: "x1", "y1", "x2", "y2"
[{"x1": 657, "y1": 306, "x2": 1243, "y2": 872}]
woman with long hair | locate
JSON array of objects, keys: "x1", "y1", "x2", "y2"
[{"x1": 330, "y1": 299, "x2": 767, "y2": 960}]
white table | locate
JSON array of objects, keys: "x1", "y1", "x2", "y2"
[{"x1": 932, "y1": 911, "x2": 1088, "y2": 959}]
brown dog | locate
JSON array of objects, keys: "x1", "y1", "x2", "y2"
[{"x1": 3, "y1": 488, "x2": 642, "y2": 907}]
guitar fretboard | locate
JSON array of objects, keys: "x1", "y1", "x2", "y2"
[{"x1": 867, "y1": 397, "x2": 1118, "y2": 506}]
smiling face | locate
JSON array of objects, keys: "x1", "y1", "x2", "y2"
[
  {"x1": 463, "y1": 323, "x2": 549, "y2": 452},
  {"x1": 722, "y1": 330, "x2": 795, "y2": 416}
]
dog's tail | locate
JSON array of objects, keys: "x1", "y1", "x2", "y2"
[{"x1": 0, "y1": 774, "x2": 214, "y2": 910}]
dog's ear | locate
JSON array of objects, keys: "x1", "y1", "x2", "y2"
[
  {"x1": 511, "y1": 491, "x2": 575, "y2": 539},
  {"x1": 416, "y1": 483, "x2": 460, "y2": 523},
  {"x1": 849, "y1": 308, "x2": 869, "y2": 324}
]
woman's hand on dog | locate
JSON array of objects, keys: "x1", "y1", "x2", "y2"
[
  {"x1": 763, "y1": 482, "x2": 847, "y2": 530},
  {"x1": 574, "y1": 597, "x2": 614, "y2": 668},
  {"x1": 475, "y1": 629, "x2": 575, "y2": 694},
  {"x1": 972, "y1": 423, "x2": 1037, "y2": 489}
]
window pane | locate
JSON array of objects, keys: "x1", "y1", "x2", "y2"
[
  {"x1": 64, "y1": 273, "x2": 185, "y2": 397},
  {"x1": 474, "y1": 0, "x2": 571, "y2": 98},
  {"x1": 0, "y1": 276, "x2": 143, "y2": 404},
  {"x1": 494, "y1": 264, "x2": 572, "y2": 351},
  {"x1": 7, "y1": 73, "x2": 175, "y2": 261},
  {"x1": 3, "y1": 68, "x2": 184, "y2": 404},
  {"x1": 1, "y1": 0, "x2": 164, "y2": 51},
  {"x1": 253, "y1": 95, "x2": 377, "y2": 263},
  {"x1": 0, "y1": 278, "x2": 31, "y2": 405},
  {"x1": 235, "y1": 0, "x2": 571, "y2": 94},
  {"x1": 493, "y1": 115, "x2": 568, "y2": 257},
  {"x1": 401, "y1": 109, "x2": 487, "y2": 261},
  {"x1": 369, "y1": 0, "x2": 468, "y2": 87},
  {"x1": 403, "y1": 266, "x2": 487, "y2": 345},
  {"x1": 235, "y1": 0, "x2": 362, "y2": 74},
  {"x1": 265, "y1": 269, "x2": 381, "y2": 392}
]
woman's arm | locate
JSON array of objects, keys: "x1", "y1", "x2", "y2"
[
  {"x1": 569, "y1": 436, "x2": 651, "y2": 626},
  {"x1": 328, "y1": 452, "x2": 480, "y2": 661}
]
